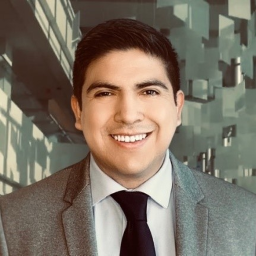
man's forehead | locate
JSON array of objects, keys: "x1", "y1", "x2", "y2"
[
  {"x1": 83, "y1": 55, "x2": 169, "y2": 91},
  {"x1": 86, "y1": 48, "x2": 165, "y2": 70}
]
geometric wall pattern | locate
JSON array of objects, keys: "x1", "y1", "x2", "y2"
[
  {"x1": 70, "y1": 1, "x2": 256, "y2": 193},
  {"x1": 0, "y1": 88, "x2": 88, "y2": 194},
  {"x1": 166, "y1": 0, "x2": 256, "y2": 192},
  {"x1": 1, "y1": 0, "x2": 256, "y2": 194}
]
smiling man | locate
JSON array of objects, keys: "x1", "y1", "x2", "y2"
[
  {"x1": 71, "y1": 48, "x2": 184, "y2": 189},
  {"x1": 0, "y1": 19, "x2": 256, "y2": 256}
]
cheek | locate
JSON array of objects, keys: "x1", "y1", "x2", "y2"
[
  {"x1": 81, "y1": 104, "x2": 112, "y2": 136},
  {"x1": 150, "y1": 101, "x2": 178, "y2": 125},
  {"x1": 153, "y1": 111, "x2": 179, "y2": 145}
]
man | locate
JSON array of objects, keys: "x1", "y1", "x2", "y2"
[{"x1": 0, "y1": 19, "x2": 255, "y2": 256}]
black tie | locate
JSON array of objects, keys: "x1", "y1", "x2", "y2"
[{"x1": 111, "y1": 191, "x2": 156, "y2": 256}]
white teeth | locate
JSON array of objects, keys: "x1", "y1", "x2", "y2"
[
  {"x1": 112, "y1": 134, "x2": 148, "y2": 142},
  {"x1": 130, "y1": 136, "x2": 135, "y2": 142}
]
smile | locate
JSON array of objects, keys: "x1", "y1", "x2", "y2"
[{"x1": 111, "y1": 133, "x2": 147, "y2": 143}]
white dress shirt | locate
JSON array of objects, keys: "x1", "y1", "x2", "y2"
[{"x1": 90, "y1": 150, "x2": 176, "y2": 256}]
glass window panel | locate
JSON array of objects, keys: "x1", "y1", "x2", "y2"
[
  {"x1": 49, "y1": 27, "x2": 61, "y2": 58},
  {"x1": 190, "y1": 1, "x2": 209, "y2": 40},
  {"x1": 56, "y1": 1, "x2": 66, "y2": 40},
  {"x1": 174, "y1": 4, "x2": 188, "y2": 22},
  {"x1": 46, "y1": 0, "x2": 56, "y2": 16},
  {"x1": 192, "y1": 80, "x2": 208, "y2": 100},
  {"x1": 35, "y1": 0, "x2": 50, "y2": 37},
  {"x1": 66, "y1": 22, "x2": 73, "y2": 52},
  {"x1": 228, "y1": 0, "x2": 251, "y2": 20}
]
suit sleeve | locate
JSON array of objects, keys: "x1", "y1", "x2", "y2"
[{"x1": 0, "y1": 208, "x2": 9, "y2": 256}]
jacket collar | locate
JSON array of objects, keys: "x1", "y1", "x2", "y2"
[
  {"x1": 170, "y1": 152, "x2": 209, "y2": 256},
  {"x1": 62, "y1": 154, "x2": 98, "y2": 256},
  {"x1": 61, "y1": 152, "x2": 209, "y2": 256},
  {"x1": 170, "y1": 152, "x2": 204, "y2": 203}
]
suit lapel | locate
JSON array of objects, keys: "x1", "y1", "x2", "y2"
[
  {"x1": 170, "y1": 153, "x2": 208, "y2": 256},
  {"x1": 61, "y1": 152, "x2": 208, "y2": 256},
  {"x1": 62, "y1": 155, "x2": 98, "y2": 256}
]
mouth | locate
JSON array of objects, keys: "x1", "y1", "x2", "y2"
[{"x1": 110, "y1": 133, "x2": 150, "y2": 143}]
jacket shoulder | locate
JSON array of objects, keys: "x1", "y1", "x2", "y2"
[
  {"x1": 0, "y1": 158, "x2": 89, "y2": 255},
  {"x1": 185, "y1": 165, "x2": 256, "y2": 216},
  {"x1": 191, "y1": 167, "x2": 256, "y2": 201},
  {"x1": 170, "y1": 153, "x2": 256, "y2": 205},
  {"x1": 171, "y1": 151, "x2": 256, "y2": 209},
  {"x1": 0, "y1": 159, "x2": 86, "y2": 214}
]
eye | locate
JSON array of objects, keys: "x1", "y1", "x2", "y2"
[
  {"x1": 142, "y1": 90, "x2": 159, "y2": 96},
  {"x1": 95, "y1": 91, "x2": 113, "y2": 97}
]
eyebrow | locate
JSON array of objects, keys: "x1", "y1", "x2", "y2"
[
  {"x1": 86, "y1": 79, "x2": 169, "y2": 94},
  {"x1": 86, "y1": 82, "x2": 120, "y2": 94},
  {"x1": 136, "y1": 80, "x2": 169, "y2": 91}
]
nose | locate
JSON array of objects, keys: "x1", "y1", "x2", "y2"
[{"x1": 114, "y1": 93, "x2": 144, "y2": 125}]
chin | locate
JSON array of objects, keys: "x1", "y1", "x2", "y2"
[{"x1": 115, "y1": 161, "x2": 152, "y2": 177}]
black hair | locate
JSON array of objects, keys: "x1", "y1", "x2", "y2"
[{"x1": 73, "y1": 18, "x2": 180, "y2": 108}]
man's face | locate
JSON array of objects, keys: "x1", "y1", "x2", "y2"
[{"x1": 72, "y1": 49, "x2": 184, "y2": 188}]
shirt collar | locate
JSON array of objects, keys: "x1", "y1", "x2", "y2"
[{"x1": 90, "y1": 150, "x2": 172, "y2": 209}]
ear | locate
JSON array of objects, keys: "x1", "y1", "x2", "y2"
[
  {"x1": 175, "y1": 90, "x2": 184, "y2": 126},
  {"x1": 71, "y1": 95, "x2": 82, "y2": 131}
]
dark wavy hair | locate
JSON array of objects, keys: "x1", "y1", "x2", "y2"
[{"x1": 73, "y1": 18, "x2": 180, "y2": 108}]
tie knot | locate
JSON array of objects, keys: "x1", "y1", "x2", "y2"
[{"x1": 111, "y1": 191, "x2": 148, "y2": 221}]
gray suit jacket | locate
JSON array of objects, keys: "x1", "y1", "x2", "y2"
[{"x1": 0, "y1": 152, "x2": 255, "y2": 256}]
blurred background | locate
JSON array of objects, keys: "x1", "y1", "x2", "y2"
[{"x1": 0, "y1": 0, "x2": 255, "y2": 194}]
